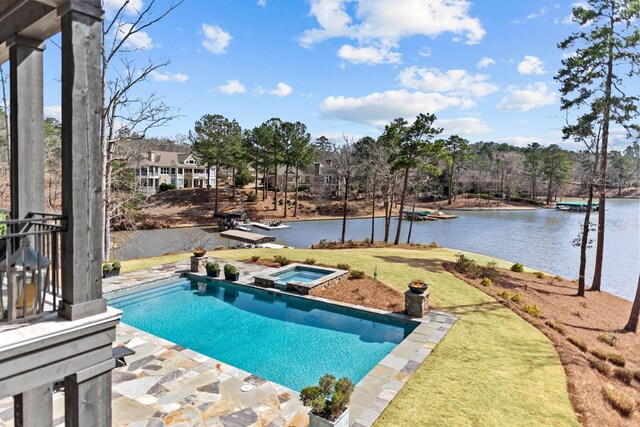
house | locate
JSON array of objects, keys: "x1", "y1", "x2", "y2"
[
  {"x1": 135, "y1": 151, "x2": 216, "y2": 196},
  {"x1": 0, "y1": 1, "x2": 120, "y2": 425},
  {"x1": 267, "y1": 159, "x2": 340, "y2": 195}
]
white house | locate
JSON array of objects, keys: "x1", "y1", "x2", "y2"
[{"x1": 136, "y1": 151, "x2": 216, "y2": 196}]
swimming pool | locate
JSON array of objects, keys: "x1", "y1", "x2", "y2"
[{"x1": 108, "y1": 277, "x2": 417, "y2": 391}]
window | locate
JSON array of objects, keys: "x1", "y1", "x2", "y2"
[
  {"x1": 177, "y1": 178, "x2": 184, "y2": 188},
  {"x1": 171, "y1": 168, "x2": 176, "y2": 175},
  {"x1": 177, "y1": 168, "x2": 183, "y2": 174},
  {"x1": 140, "y1": 167, "x2": 147, "y2": 175},
  {"x1": 186, "y1": 159, "x2": 196, "y2": 164},
  {"x1": 161, "y1": 167, "x2": 170, "y2": 174},
  {"x1": 171, "y1": 178, "x2": 177, "y2": 186}
]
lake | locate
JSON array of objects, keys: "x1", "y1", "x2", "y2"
[{"x1": 114, "y1": 198, "x2": 640, "y2": 301}]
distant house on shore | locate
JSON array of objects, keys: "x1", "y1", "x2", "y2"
[
  {"x1": 135, "y1": 151, "x2": 216, "y2": 196},
  {"x1": 267, "y1": 159, "x2": 340, "y2": 195}
]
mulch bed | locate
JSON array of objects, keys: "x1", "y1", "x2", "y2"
[
  {"x1": 445, "y1": 263, "x2": 640, "y2": 426},
  {"x1": 240, "y1": 257, "x2": 405, "y2": 313}
]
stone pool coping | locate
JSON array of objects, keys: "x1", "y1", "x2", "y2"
[
  {"x1": 103, "y1": 258, "x2": 459, "y2": 427},
  {"x1": 253, "y1": 263, "x2": 348, "y2": 294}
]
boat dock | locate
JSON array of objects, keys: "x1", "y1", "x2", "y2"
[
  {"x1": 250, "y1": 221, "x2": 291, "y2": 230},
  {"x1": 555, "y1": 202, "x2": 600, "y2": 212},
  {"x1": 402, "y1": 210, "x2": 458, "y2": 220}
]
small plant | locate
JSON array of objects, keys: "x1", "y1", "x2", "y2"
[
  {"x1": 363, "y1": 237, "x2": 371, "y2": 244},
  {"x1": 102, "y1": 263, "x2": 113, "y2": 272},
  {"x1": 349, "y1": 270, "x2": 365, "y2": 280},
  {"x1": 591, "y1": 348, "x2": 608, "y2": 361},
  {"x1": 251, "y1": 255, "x2": 261, "y2": 262},
  {"x1": 533, "y1": 271, "x2": 545, "y2": 279},
  {"x1": 300, "y1": 375, "x2": 354, "y2": 421},
  {"x1": 602, "y1": 385, "x2": 635, "y2": 417},
  {"x1": 554, "y1": 275, "x2": 564, "y2": 281},
  {"x1": 497, "y1": 290, "x2": 512, "y2": 300},
  {"x1": 112, "y1": 261, "x2": 121, "y2": 270},
  {"x1": 572, "y1": 310, "x2": 582, "y2": 318},
  {"x1": 246, "y1": 193, "x2": 258, "y2": 202},
  {"x1": 206, "y1": 261, "x2": 220, "y2": 270},
  {"x1": 613, "y1": 369, "x2": 633, "y2": 385},
  {"x1": 305, "y1": 258, "x2": 316, "y2": 265},
  {"x1": 429, "y1": 241, "x2": 438, "y2": 248},
  {"x1": 567, "y1": 336, "x2": 588, "y2": 352},
  {"x1": 545, "y1": 320, "x2": 566, "y2": 335},
  {"x1": 510, "y1": 263, "x2": 524, "y2": 273},
  {"x1": 224, "y1": 264, "x2": 238, "y2": 275},
  {"x1": 521, "y1": 304, "x2": 542, "y2": 317},
  {"x1": 510, "y1": 293, "x2": 523, "y2": 303},
  {"x1": 607, "y1": 352, "x2": 626, "y2": 367},
  {"x1": 454, "y1": 253, "x2": 483, "y2": 279},
  {"x1": 634, "y1": 371, "x2": 640, "y2": 382},
  {"x1": 588, "y1": 357, "x2": 610, "y2": 376},
  {"x1": 480, "y1": 277, "x2": 493, "y2": 287},
  {"x1": 483, "y1": 260, "x2": 498, "y2": 280},
  {"x1": 597, "y1": 333, "x2": 617, "y2": 347},
  {"x1": 274, "y1": 255, "x2": 291, "y2": 266},
  {"x1": 336, "y1": 263, "x2": 350, "y2": 270}
]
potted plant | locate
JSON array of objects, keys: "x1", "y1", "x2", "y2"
[
  {"x1": 408, "y1": 279, "x2": 428, "y2": 293},
  {"x1": 301, "y1": 374, "x2": 354, "y2": 427},
  {"x1": 102, "y1": 262, "x2": 121, "y2": 278},
  {"x1": 224, "y1": 264, "x2": 239, "y2": 281},
  {"x1": 205, "y1": 261, "x2": 220, "y2": 278},
  {"x1": 193, "y1": 247, "x2": 207, "y2": 257}
]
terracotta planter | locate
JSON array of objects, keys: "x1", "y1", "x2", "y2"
[{"x1": 308, "y1": 409, "x2": 349, "y2": 427}]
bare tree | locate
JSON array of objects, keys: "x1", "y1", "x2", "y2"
[
  {"x1": 332, "y1": 136, "x2": 357, "y2": 243},
  {"x1": 0, "y1": 66, "x2": 10, "y2": 205},
  {"x1": 625, "y1": 275, "x2": 640, "y2": 333}
]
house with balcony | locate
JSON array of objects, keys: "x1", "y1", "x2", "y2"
[
  {"x1": 135, "y1": 151, "x2": 216, "y2": 196},
  {"x1": 0, "y1": 1, "x2": 120, "y2": 426}
]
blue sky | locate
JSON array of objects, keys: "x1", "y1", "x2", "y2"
[{"x1": 29, "y1": 0, "x2": 638, "y2": 149}]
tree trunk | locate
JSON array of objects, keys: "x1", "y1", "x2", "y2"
[
  {"x1": 371, "y1": 174, "x2": 376, "y2": 243},
  {"x1": 294, "y1": 164, "x2": 299, "y2": 217},
  {"x1": 407, "y1": 187, "x2": 417, "y2": 244},
  {"x1": 262, "y1": 165, "x2": 267, "y2": 201},
  {"x1": 532, "y1": 173, "x2": 537, "y2": 201},
  {"x1": 232, "y1": 166, "x2": 236, "y2": 200},
  {"x1": 254, "y1": 162, "x2": 259, "y2": 195},
  {"x1": 591, "y1": 13, "x2": 615, "y2": 292},
  {"x1": 273, "y1": 159, "x2": 278, "y2": 211},
  {"x1": 284, "y1": 167, "x2": 289, "y2": 218},
  {"x1": 625, "y1": 275, "x2": 640, "y2": 333},
  {"x1": 341, "y1": 173, "x2": 349, "y2": 243},
  {"x1": 546, "y1": 177, "x2": 553, "y2": 204},
  {"x1": 577, "y1": 183, "x2": 594, "y2": 296},
  {"x1": 394, "y1": 167, "x2": 410, "y2": 245},
  {"x1": 213, "y1": 164, "x2": 219, "y2": 213},
  {"x1": 447, "y1": 162, "x2": 454, "y2": 205}
]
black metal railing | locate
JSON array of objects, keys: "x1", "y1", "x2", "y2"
[{"x1": 0, "y1": 213, "x2": 66, "y2": 323}]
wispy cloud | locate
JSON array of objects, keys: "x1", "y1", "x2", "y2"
[{"x1": 201, "y1": 24, "x2": 232, "y2": 54}]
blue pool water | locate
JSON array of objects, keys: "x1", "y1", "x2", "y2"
[
  {"x1": 272, "y1": 267, "x2": 328, "y2": 283},
  {"x1": 109, "y1": 278, "x2": 416, "y2": 391}
]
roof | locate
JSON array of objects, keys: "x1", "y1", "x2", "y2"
[
  {"x1": 140, "y1": 151, "x2": 200, "y2": 167},
  {"x1": 556, "y1": 202, "x2": 600, "y2": 207},
  {"x1": 220, "y1": 230, "x2": 276, "y2": 244},
  {"x1": 214, "y1": 212, "x2": 243, "y2": 219}
]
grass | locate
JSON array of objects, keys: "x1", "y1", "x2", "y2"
[
  {"x1": 602, "y1": 385, "x2": 636, "y2": 417},
  {"x1": 119, "y1": 247, "x2": 578, "y2": 426},
  {"x1": 607, "y1": 353, "x2": 626, "y2": 367},
  {"x1": 597, "y1": 333, "x2": 617, "y2": 347},
  {"x1": 589, "y1": 357, "x2": 611, "y2": 376},
  {"x1": 567, "y1": 337, "x2": 588, "y2": 352}
]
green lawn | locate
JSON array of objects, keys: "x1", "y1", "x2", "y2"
[{"x1": 120, "y1": 247, "x2": 578, "y2": 427}]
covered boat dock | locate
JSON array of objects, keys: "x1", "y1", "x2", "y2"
[
  {"x1": 556, "y1": 202, "x2": 600, "y2": 212},
  {"x1": 220, "y1": 230, "x2": 276, "y2": 247}
]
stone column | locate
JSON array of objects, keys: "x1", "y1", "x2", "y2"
[
  {"x1": 191, "y1": 255, "x2": 209, "y2": 273},
  {"x1": 405, "y1": 289, "x2": 430, "y2": 318},
  {"x1": 9, "y1": 36, "x2": 45, "y2": 221},
  {"x1": 58, "y1": 0, "x2": 106, "y2": 321},
  {"x1": 14, "y1": 384, "x2": 53, "y2": 427}
]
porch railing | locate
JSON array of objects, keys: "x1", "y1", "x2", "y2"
[{"x1": 0, "y1": 213, "x2": 66, "y2": 323}]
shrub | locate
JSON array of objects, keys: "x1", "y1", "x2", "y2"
[
  {"x1": 634, "y1": 371, "x2": 640, "y2": 382},
  {"x1": 205, "y1": 261, "x2": 220, "y2": 272},
  {"x1": 510, "y1": 263, "x2": 524, "y2": 273},
  {"x1": 588, "y1": 357, "x2": 610, "y2": 376},
  {"x1": 554, "y1": 275, "x2": 564, "y2": 281},
  {"x1": 454, "y1": 253, "x2": 483, "y2": 279},
  {"x1": 572, "y1": 310, "x2": 582, "y2": 318},
  {"x1": 480, "y1": 277, "x2": 493, "y2": 287},
  {"x1": 497, "y1": 290, "x2": 512, "y2": 299},
  {"x1": 159, "y1": 182, "x2": 175, "y2": 192},
  {"x1": 112, "y1": 261, "x2": 121, "y2": 270},
  {"x1": 0, "y1": 212, "x2": 7, "y2": 236},
  {"x1": 510, "y1": 293, "x2": 523, "y2": 303},
  {"x1": 534, "y1": 271, "x2": 545, "y2": 279},
  {"x1": 336, "y1": 263, "x2": 350, "y2": 271},
  {"x1": 591, "y1": 348, "x2": 609, "y2": 361},
  {"x1": 613, "y1": 369, "x2": 633, "y2": 385},
  {"x1": 607, "y1": 352, "x2": 626, "y2": 367},
  {"x1": 349, "y1": 270, "x2": 365, "y2": 280},
  {"x1": 102, "y1": 263, "x2": 112, "y2": 272},
  {"x1": 567, "y1": 336, "x2": 588, "y2": 352},
  {"x1": 300, "y1": 375, "x2": 354, "y2": 421},
  {"x1": 521, "y1": 304, "x2": 542, "y2": 317},
  {"x1": 545, "y1": 320, "x2": 566, "y2": 335},
  {"x1": 429, "y1": 241, "x2": 438, "y2": 248},
  {"x1": 482, "y1": 261, "x2": 499, "y2": 281},
  {"x1": 250, "y1": 255, "x2": 261, "y2": 262},
  {"x1": 602, "y1": 385, "x2": 635, "y2": 417},
  {"x1": 274, "y1": 255, "x2": 291, "y2": 266},
  {"x1": 246, "y1": 193, "x2": 258, "y2": 202},
  {"x1": 363, "y1": 237, "x2": 371, "y2": 244},
  {"x1": 234, "y1": 168, "x2": 253, "y2": 187},
  {"x1": 597, "y1": 333, "x2": 617, "y2": 347},
  {"x1": 305, "y1": 258, "x2": 316, "y2": 265},
  {"x1": 223, "y1": 264, "x2": 238, "y2": 275}
]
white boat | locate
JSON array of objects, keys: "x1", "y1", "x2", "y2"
[{"x1": 235, "y1": 225, "x2": 253, "y2": 232}]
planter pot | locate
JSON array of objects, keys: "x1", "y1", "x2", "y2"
[
  {"x1": 224, "y1": 272, "x2": 240, "y2": 281},
  {"x1": 103, "y1": 268, "x2": 120, "y2": 279},
  {"x1": 193, "y1": 251, "x2": 207, "y2": 258},
  {"x1": 207, "y1": 269, "x2": 220, "y2": 278},
  {"x1": 308, "y1": 409, "x2": 349, "y2": 427},
  {"x1": 408, "y1": 282, "x2": 428, "y2": 293}
]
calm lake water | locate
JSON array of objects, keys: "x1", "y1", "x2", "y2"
[{"x1": 114, "y1": 198, "x2": 640, "y2": 301}]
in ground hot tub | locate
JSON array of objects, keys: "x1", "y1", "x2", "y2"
[{"x1": 254, "y1": 263, "x2": 348, "y2": 294}]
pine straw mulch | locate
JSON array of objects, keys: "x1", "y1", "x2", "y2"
[
  {"x1": 240, "y1": 257, "x2": 405, "y2": 313},
  {"x1": 445, "y1": 263, "x2": 640, "y2": 427}
]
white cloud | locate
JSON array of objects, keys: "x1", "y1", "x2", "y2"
[
  {"x1": 218, "y1": 79, "x2": 246, "y2": 95},
  {"x1": 320, "y1": 90, "x2": 475, "y2": 127},
  {"x1": 103, "y1": 0, "x2": 143, "y2": 17},
  {"x1": 44, "y1": 105, "x2": 61, "y2": 121},
  {"x1": 497, "y1": 82, "x2": 556, "y2": 111},
  {"x1": 117, "y1": 23, "x2": 153, "y2": 50},
  {"x1": 257, "y1": 0, "x2": 267, "y2": 6},
  {"x1": 337, "y1": 44, "x2": 401, "y2": 65},
  {"x1": 269, "y1": 82, "x2": 293, "y2": 97},
  {"x1": 150, "y1": 70, "x2": 189, "y2": 83},
  {"x1": 398, "y1": 67, "x2": 499, "y2": 98},
  {"x1": 517, "y1": 55, "x2": 546, "y2": 75},
  {"x1": 512, "y1": 7, "x2": 548, "y2": 24},
  {"x1": 201, "y1": 24, "x2": 232, "y2": 54},
  {"x1": 418, "y1": 47, "x2": 432, "y2": 58},
  {"x1": 493, "y1": 136, "x2": 535, "y2": 147},
  {"x1": 561, "y1": 2, "x2": 590, "y2": 25},
  {"x1": 477, "y1": 57, "x2": 495, "y2": 68},
  {"x1": 299, "y1": 0, "x2": 485, "y2": 65},
  {"x1": 437, "y1": 117, "x2": 493, "y2": 135}
]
